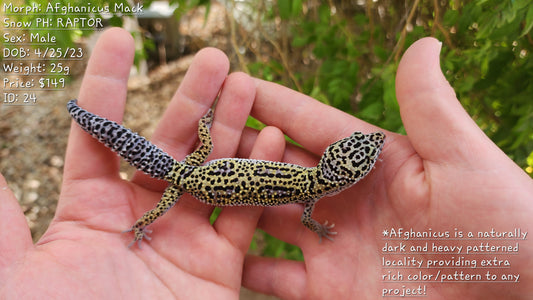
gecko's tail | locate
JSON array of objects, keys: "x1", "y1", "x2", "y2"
[{"x1": 67, "y1": 99, "x2": 176, "y2": 180}]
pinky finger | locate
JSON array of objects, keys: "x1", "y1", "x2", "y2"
[{"x1": 242, "y1": 255, "x2": 307, "y2": 299}]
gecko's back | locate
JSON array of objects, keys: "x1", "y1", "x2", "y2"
[{"x1": 178, "y1": 131, "x2": 385, "y2": 207}]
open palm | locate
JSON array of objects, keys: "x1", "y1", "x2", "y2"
[
  {"x1": 0, "y1": 28, "x2": 285, "y2": 298},
  {"x1": 242, "y1": 40, "x2": 533, "y2": 299}
]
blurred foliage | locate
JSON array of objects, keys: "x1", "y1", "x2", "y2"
[{"x1": 168, "y1": 0, "x2": 212, "y2": 18}]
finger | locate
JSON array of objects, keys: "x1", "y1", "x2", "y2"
[
  {"x1": 396, "y1": 37, "x2": 501, "y2": 166},
  {"x1": 208, "y1": 72, "x2": 257, "y2": 159},
  {"x1": 128, "y1": 48, "x2": 231, "y2": 219},
  {"x1": 235, "y1": 127, "x2": 260, "y2": 159},
  {"x1": 171, "y1": 72, "x2": 256, "y2": 218},
  {"x1": 63, "y1": 28, "x2": 134, "y2": 181},
  {"x1": 141, "y1": 71, "x2": 256, "y2": 249},
  {"x1": 214, "y1": 126, "x2": 286, "y2": 253},
  {"x1": 259, "y1": 203, "x2": 307, "y2": 246},
  {"x1": 238, "y1": 127, "x2": 320, "y2": 168},
  {"x1": 242, "y1": 255, "x2": 306, "y2": 299},
  {"x1": 149, "y1": 48, "x2": 231, "y2": 159},
  {"x1": 0, "y1": 174, "x2": 33, "y2": 276},
  {"x1": 130, "y1": 47, "x2": 230, "y2": 191},
  {"x1": 252, "y1": 79, "x2": 383, "y2": 155}
]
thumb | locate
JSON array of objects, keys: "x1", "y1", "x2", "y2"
[
  {"x1": 395, "y1": 37, "x2": 497, "y2": 166},
  {"x1": 0, "y1": 174, "x2": 33, "y2": 274}
]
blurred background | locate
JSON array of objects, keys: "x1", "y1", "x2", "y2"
[{"x1": 1, "y1": 0, "x2": 532, "y2": 297}]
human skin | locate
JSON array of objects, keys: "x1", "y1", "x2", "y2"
[
  {"x1": 242, "y1": 41, "x2": 533, "y2": 299},
  {"x1": 0, "y1": 27, "x2": 532, "y2": 299}
]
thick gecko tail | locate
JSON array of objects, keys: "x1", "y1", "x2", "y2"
[{"x1": 67, "y1": 99, "x2": 176, "y2": 180}]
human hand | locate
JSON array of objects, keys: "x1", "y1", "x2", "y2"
[
  {"x1": 0, "y1": 28, "x2": 281, "y2": 298},
  {"x1": 2, "y1": 27, "x2": 531, "y2": 299},
  {"x1": 241, "y1": 38, "x2": 533, "y2": 299}
]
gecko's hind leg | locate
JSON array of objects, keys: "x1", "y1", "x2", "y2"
[{"x1": 125, "y1": 184, "x2": 183, "y2": 247}]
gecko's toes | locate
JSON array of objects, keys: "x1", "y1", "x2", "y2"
[
  {"x1": 124, "y1": 227, "x2": 152, "y2": 248},
  {"x1": 317, "y1": 220, "x2": 337, "y2": 243}
]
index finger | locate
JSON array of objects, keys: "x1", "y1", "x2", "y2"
[
  {"x1": 251, "y1": 79, "x2": 382, "y2": 155},
  {"x1": 63, "y1": 28, "x2": 134, "y2": 181}
]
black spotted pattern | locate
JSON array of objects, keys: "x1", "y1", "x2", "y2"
[
  {"x1": 67, "y1": 99, "x2": 176, "y2": 179},
  {"x1": 184, "y1": 159, "x2": 313, "y2": 206}
]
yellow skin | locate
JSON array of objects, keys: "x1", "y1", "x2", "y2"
[{"x1": 68, "y1": 100, "x2": 385, "y2": 246}]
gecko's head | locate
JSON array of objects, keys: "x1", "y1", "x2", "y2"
[{"x1": 318, "y1": 131, "x2": 385, "y2": 185}]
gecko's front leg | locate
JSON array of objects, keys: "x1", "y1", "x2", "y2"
[
  {"x1": 125, "y1": 184, "x2": 183, "y2": 247},
  {"x1": 301, "y1": 201, "x2": 337, "y2": 243}
]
